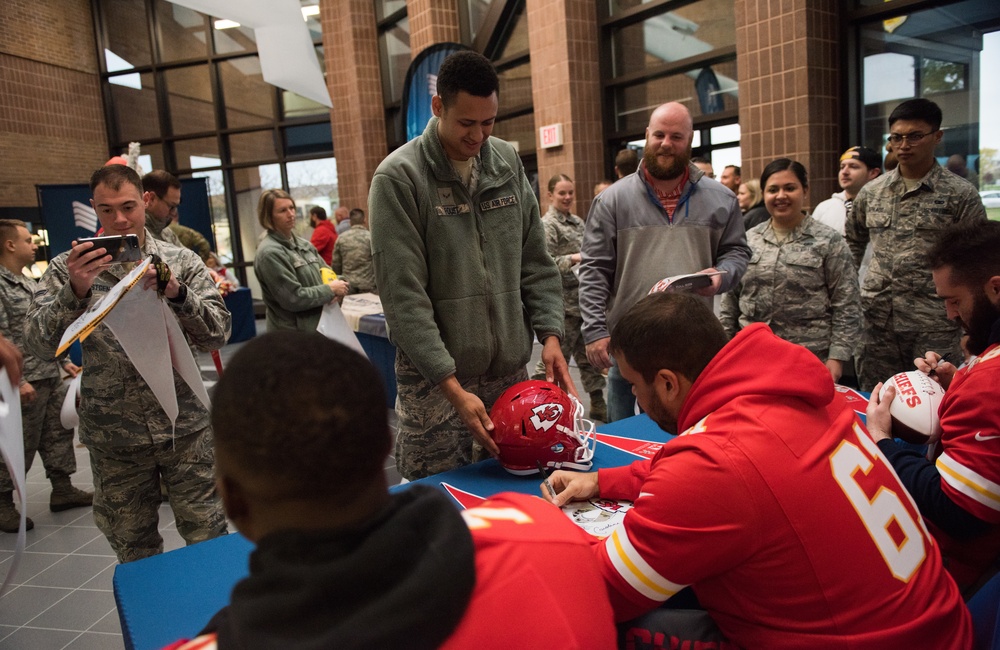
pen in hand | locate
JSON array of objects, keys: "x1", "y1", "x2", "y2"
[{"x1": 537, "y1": 460, "x2": 558, "y2": 502}]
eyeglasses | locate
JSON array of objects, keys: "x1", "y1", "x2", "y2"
[
  {"x1": 161, "y1": 198, "x2": 180, "y2": 214},
  {"x1": 887, "y1": 132, "x2": 933, "y2": 145}
]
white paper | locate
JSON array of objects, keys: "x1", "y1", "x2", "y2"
[
  {"x1": 0, "y1": 369, "x2": 26, "y2": 598},
  {"x1": 317, "y1": 303, "x2": 367, "y2": 357},
  {"x1": 102, "y1": 287, "x2": 210, "y2": 428},
  {"x1": 562, "y1": 498, "x2": 633, "y2": 539},
  {"x1": 60, "y1": 373, "x2": 82, "y2": 430},
  {"x1": 57, "y1": 258, "x2": 151, "y2": 356},
  {"x1": 167, "y1": 0, "x2": 331, "y2": 107}
]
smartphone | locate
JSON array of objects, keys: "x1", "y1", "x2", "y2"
[{"x1": 77, "y1": 234, "x2": 142, "y2": 263}]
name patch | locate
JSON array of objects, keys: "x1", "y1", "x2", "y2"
[
  {"x1": 479, "y1": 195, "x2": 518, "y2": 211},
  {"x1": 436, "y1": 204, "x2": 471, "y2": 216}
]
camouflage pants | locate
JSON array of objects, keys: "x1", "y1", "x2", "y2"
[
  {"x1": 533, "y1": 313, "x2": 606, "y2": 394},
  {"x1": 88, "y1": 426, "x2": 227, "y2": 563},
  {"x1": 0, "y1": 377, "x2": 76, "y2": 493},
  {"x1": 857, "y1": 321, "x2": 963, "y2": 392},
  {"x1": 395, "y1": 349, "x2": 527, "y2": 480}
]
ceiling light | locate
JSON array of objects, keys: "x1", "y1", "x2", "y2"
[
  {"x1": 214, "y1": 19, "x2": 240, "y2": 30},
  {"x1": 301, "y1": 5, "x2": 320, "y2": 17}
]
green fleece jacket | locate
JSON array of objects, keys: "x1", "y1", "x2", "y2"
[
  {"x1": 369, "y1": 117, "x2": 563, "y2": 384},
  {"x1": 255, "y1": 230, "x2": 335, "y2": 332}
]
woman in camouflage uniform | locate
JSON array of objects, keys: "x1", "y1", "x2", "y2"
[
  {"x1": 532, "y1": 174, "x2": 607, "y2": 420},
  {"x1": 720, "y1": 159, "x2": 862, "y2": 383}
]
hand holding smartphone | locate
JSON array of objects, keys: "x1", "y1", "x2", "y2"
[{"x1": 76, "y1": 234, "x2": 141, "y2": 263}]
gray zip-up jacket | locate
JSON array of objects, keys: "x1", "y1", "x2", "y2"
[
  {"x1": 579, "y1": 162, "x2": 750, "y2": 343},
  {"x1": 369, "y1": 117, "x2": 563, "y2": 385}
]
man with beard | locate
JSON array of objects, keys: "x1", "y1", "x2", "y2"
[
  {"x1": 867, "y1": 220, "x2": 1000, "y2": 596},
  {"x1": 544, "y1": 293, "x2": 972, "y2": 648},
  {"x1": 579, "y1": 102, "x2": 749, "y2": 422}
]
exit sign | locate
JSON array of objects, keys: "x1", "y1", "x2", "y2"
[{"x1": 539, "y1": 123, "x2": 563, "y2": 149}]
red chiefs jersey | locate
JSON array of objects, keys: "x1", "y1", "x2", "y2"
[
  {"x1": 442, "y1": 492, "x2": 616, "y2": 649},
  {"x1": 931, "y1": 342, "x2": 1000, "y2": 589},
  {"x1": 595, "y1": 325, "x2": 972, "y2": 649}
]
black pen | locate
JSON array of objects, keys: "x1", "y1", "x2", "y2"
[{"x1": 537, "y1": 460, "x2": 558, "y2": 501}]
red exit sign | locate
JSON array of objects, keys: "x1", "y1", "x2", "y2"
[{"x1": 539, "y1": 123, "x2": 563, "y2": 149}]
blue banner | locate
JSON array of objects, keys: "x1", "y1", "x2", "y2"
[
  {"x1": 37, "y1": 178, "x2": 215, "y2": 259},
  {"x1": 402, "y1": 42, "x2": 468, "y2": 142}
]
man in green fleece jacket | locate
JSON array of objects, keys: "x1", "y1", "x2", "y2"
[{"x1": 369, "y1": 51, "x2": 574, "y2": 480}]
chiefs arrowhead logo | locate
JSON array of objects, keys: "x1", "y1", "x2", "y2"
[{"x1": 529, "y1": 403, "x2": 564, "y2": 432}]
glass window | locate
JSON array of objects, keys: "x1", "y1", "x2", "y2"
[
  {"x1": 287, "y1": 158, "x2": 338, "y2": 237},
  {"x1": 380, "y1": 16, "x2": 410, "y2": 103},
  {"x1": 607, "y1": 0, "x2": 660, "y2": 17},
  {"x1": 301, "y1": 1, "x2": 322, "y2": 40},
  {"x1": 164, "y1": 65, "x2": 215, "y2": 136},
  {"x1": 284, "y1": 124, "x2": 334, "y2": 157},
  {"x1": 213, "y1": 23, "x2": 257, "y2": 55},
  {"x1": 376, "y1": 0, "x2": 407, "y2": 21},
  {"x1": 229, "y1": 130, "x2": 279, "y2": 165},
  {"x1": 282, "y1": 47, "x2": 328, "y2": 119},
  {"x1": 219, "y1": 57, "x2": 275, "y2": 128},
  {"x1": 465, "y1": 0, "x2": 494, "y2": 43},
  {"x1": 134, "y1": 143, "x2": 165, "y2": 172},
  {"x1": 610, "y1": 0, "x2": 735, "y2": 78},
  {"x1": 613, "y1": 60, "x2": 739, "y2": 132},
  {"x1": 497, "y1": 7, "x2": 529, "y2": 58},
  {"x1": 155, "y1": 0, "x2": 209, "y2": 62},
  {"x1": 174, "y1": 137, "x2": 220, "y2": 171},
  {"x1": 102, "y1": 0, "x2": 152, "y2": 69},
  {"x1": 492, "y1": 113, "x2": 536, "y2": 153},
  {"x1": 188, "y1": 169, "x2": 230, "y2": 259},
  {"x1": 110, "y1": 71, "x2": 160, "y2": 142},
  {"x1": 232, "y1": 164, "x2": 280, "y2": 296},
  {"x1": 498, "y1": 61, "x2": 532, "y2": 108},
  {"x1": 858, "y1": 0, "x2": 1000, "y2": 186}
]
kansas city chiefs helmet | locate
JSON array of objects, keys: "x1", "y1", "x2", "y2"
[{"x1": 489, "y1": 380, "x2": 596, "y2": 475}]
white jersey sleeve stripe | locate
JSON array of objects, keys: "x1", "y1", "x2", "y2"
[
  {"x1": 938, "y1": 452, "x2": 1000, "y2": 513},
  {"x1": 604, "y1": 526, "x2": 687, "y2": 602}
]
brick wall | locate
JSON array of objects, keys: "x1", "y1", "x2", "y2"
[
  {"x1": 408, "y1": 0, "x2": 461, "y2": 56},
  {"x1": 321, "y1": 0, "x2": 387, "y2": 213},
  {"x1": 527, "y1": 0, "x2": 603, "y2": 219},
  {"x1": 0, "y1": 0, "x2": 108, "y2": 207},
  {"x1": 736, "y1": 0, "x2": 841, "y2": 207}
]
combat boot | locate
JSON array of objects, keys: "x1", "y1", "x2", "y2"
[
  {"x1": 49, "y1": 475, "x2": 93, "y2": 512},
  {"x1": 589, "y1": 390, "x2": 607, "y2": 422},
  {"x1": 0, "y1": 491, "x2": 32, "y2": 533}
]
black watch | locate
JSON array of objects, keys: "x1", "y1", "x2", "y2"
[{"x1": 168, "y1": 283, "x2": 187, "y2": 304}]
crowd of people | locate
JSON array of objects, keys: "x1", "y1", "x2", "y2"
[{"x1": 0, "y1": 47, "x2": 997, "y2": 648}]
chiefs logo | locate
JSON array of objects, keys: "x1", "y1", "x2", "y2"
[{"x1": 528, "y1": 403, "x2": 564, "y2": 432}]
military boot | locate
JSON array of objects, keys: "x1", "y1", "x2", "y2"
[
  {"x1": 49, "y1": 475, "x2": 93, "y2": 512},
  {"x1": 589, "y1": 390, "x2": 607, "y2": 422},
  {"x1": 0, "y1": 491, "x2": 32, "y2": 533}
]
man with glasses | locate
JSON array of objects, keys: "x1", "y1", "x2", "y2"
[
  {"x1": 142, "y1": 170, "x2": 184, "y2": 247},
  {"x1": 846, "y1": 98, "x2": 986, "y2": 391}
]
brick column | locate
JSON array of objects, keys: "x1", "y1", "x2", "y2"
[
  {"x1": 321, "y1": 0, "x2": 387, "y2": 213},
  {"x1": 735, "y1": 0, "x2": 841, "y2": 206},
  {"x1": 408, "y1": 0, "x2": 461, "y2": 57},
  {"x1": 526, "y1": 0, "x2": 604, "y2": 219}
]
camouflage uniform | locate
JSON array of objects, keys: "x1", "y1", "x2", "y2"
[
  {"x1": 147, "y1": 211, "x2": 183, "y2": 247},
  {"x1": 24, "y1": 231, "x2": 231, "y2": 562},
  {"x1": 330, "y1": 225, "x2": 377, "y2": 294},
  {"x1": 532, "y1": 206, "x2": 605, "y2": 394},
  {"x1": 0, "y1": 266, "x2": 76, "y2": 493},
  {"x1": 395, "y1": 349, "x2": 527, "y2": 479},
  {"x1": 845, "y1": 164, "x2": 987, "y2": 390},
  {"x1": 720, "y1": 217, "x2": 862, "y2": 363},
  {"x1": 168, "y1": 223, "x2": 212, "y2": 262}
]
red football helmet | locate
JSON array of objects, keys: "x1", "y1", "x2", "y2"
[{"x1": 489, "y1": 380, "x2": 596, "y2": 475}]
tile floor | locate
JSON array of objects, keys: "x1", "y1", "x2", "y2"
[{"x1": 0, "y1": 321, "x2": 593, "y2": 649}]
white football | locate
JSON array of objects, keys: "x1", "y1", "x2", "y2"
[{"x1": 878, "y1": 371, "x2": 945, "y2": 443}]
